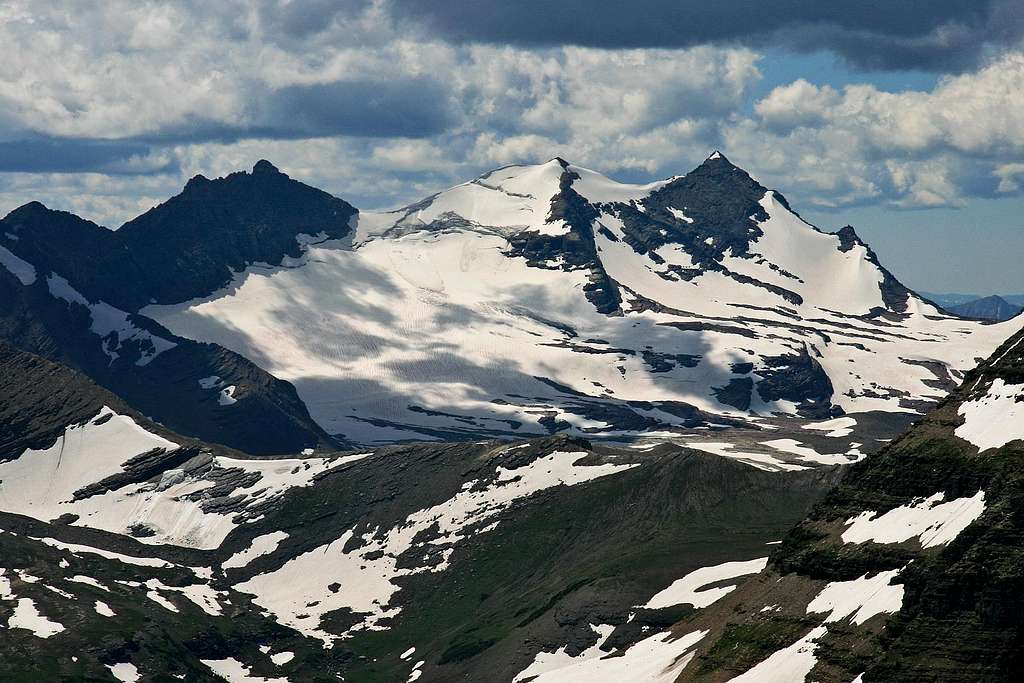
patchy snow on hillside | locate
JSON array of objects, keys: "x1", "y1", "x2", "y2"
[
  {"x1": 0, "y1": 406, "x2": 178, "y2": 521},
  {"x1": 0, "y1": 403, "x2": 368, "y2": 550},
  {"x1": 802, "y1": 416, "x2": 856, "y2": 437},
  {"x1": 841, "y1": 491, "x2": 986, "y2": 548},
  {"x1": 47, "y1": 274, "x2": 176, "y2": 365},
  {"x1": 728, "y1": 625, "x2": 826, "y2": 682},
  {"x1": 515, "y1": 627, "x2": 707, "y2": 683},
  {"x1": 956, "y1": 378, "x2": 1024, "y2": 450},
  {"x1": 236, "y1": 451, "x2": 639, "y2": 644},
  {"x1": 806, "y1": 569, "x2": 904, "y2": 625},
  {"x1": 643, "y1": 557, "x2": 768, "y2": 609},
  {"x1": 201, "y1": 658, "x2": 288, "y2": 683}
]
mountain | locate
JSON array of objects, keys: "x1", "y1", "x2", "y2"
[
  {"x1": 949, "y1": 294, "x2": 1023, "y2": 321},
  {"x1": 139, "y1": 154, "x2": 1015, "y2": 447},
  {"x1": 0, "y1": 163, "x2": 349, "y2": 455},
  {"x1": 0, "y1": 341, "x2": 840, "y2": 681},
  {"x1": 591, "y1": 323, "x2": 1024, "y2": 681}
]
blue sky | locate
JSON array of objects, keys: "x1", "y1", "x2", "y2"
[{"x1": 0, "y1": 1, "x2": 1022, "y2": 293}]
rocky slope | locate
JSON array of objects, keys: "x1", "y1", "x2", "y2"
[{"x1": 600, "y1": 324, "x2": 1024, "y2": 681}]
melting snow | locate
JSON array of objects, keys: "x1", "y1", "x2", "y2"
[
  {"x1": 727, "y1": 625, "x2": 825, "y2": 682},
  {"x1": 236, "y1": 451, "x2": 638, "y2": 644},
  {"x1": 94, "y1": 600, "x2": 116, "y2": 617},
  {"x1": 643, "y1": 557, "x2": 768, "y2": 610},
  {"x1": 842, "y1": 491, "x2": 985, "y2": 548},
  {"x1": 955, "y1": 379, "x2": 1024, "y2": 450},
  {"x1": 802, "y1": 416, "x2": 857, "y2": 438},
  {"x1": 107, "y1": 663, "x2": 140, "y2": 683},
  {"x1": 223, "y1": 531, "x2": 290, "y2": 569},
  {"x1": 8, "y1": 598, "x2": 64, "y2": 638},
  {"x1": 514, "y1": 628, "x2": 707, "y2": 683},
  {"x1": 0, "y1": 245, "x2": 36, "y2": 284},
  {"x1": 806, "y1": 569, "x2": 904, "y2": 625},
  {"x1": 201, "y1": 658, "x2": 288, "y2": 683},
  {"x1": 47, "y1": 274, "x2": 176, "y2": 365}
]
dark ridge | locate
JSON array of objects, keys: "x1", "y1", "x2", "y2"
[
  {"x1": 0, "y1": 161, "x2": 357, "y2": 311},
  {"x1": 504, "y1": 168, "x2": 622, "y2": 314},
  {"x1": 118, "y1": 161, "x2": 356, "y2": 307}
]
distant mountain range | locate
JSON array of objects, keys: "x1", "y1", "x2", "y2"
[
  {"x1": 948, "y1": 295, "x2": 1023, "y2": 321},
  {"x1": 923, "y1": 290, "x2": 1024, "y2": 318}
]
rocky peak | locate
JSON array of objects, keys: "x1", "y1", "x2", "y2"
[{"x1": 252, "y1": 158, "x2": 283, "y2": 176}]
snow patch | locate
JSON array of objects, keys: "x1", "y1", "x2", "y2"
[
  {"x1": 806, "y1": 569, "x2": 904, "y2": 625},
  {"x1": 0, "y1": 245, "x2": 36, "y2": 284},
  {"x1": 514, "y1": 628, "x2": 706, "y2": 683},
  {"x1": 224, "y1": 531, "x2": 290, "y2": 569},
  {"x1": 956, "y1": 378, "x2": 1024, "y2": 450},
  {"x1": 643, "y1": 557, "x2": 768, "y2": 610},
  {"x1": 842, "y1": 491, "x2": 985, "y2": 548},
  {"x1": 107, "y1": 663, "x2": 140, "y2": 683},
  {"x1": 47, "y1": 274, "x2": 176, "y2": 365},
  {"x1": 728, "y1": 625, "x2": 825, "y2": 682},
  {"x1": 8, "y1": 598, "x2": 64, "y2": 638}
]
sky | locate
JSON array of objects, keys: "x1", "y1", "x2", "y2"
[{"x1": 0, "y1": 1, "x2": 1023, "y2": 293}]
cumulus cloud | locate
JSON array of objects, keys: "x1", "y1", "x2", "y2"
[
  {"x1": 725, "y1": 52, "x2": 1024, "y2": 209},
  {"x1": 0, "y1": 0, "x2": 1022, "y2": 224}
]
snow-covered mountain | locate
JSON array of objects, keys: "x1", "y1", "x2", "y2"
[{"x1": 140, "y1": 155, "x2": 1015, "y2": 446}]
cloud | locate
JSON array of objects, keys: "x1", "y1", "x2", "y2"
[
  {"x1": 392, "y1": 0, "x2": 1024, "y2": 72},
  {"x1": 0, "y1": 138, "x2": 176, "y2": 174},
  {"x1": 721, "y1": 52, "x2": 1024, "y2": 209}
]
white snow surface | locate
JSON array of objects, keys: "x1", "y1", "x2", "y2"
[
  {"x1": 107, "y1": 663, "x2": 140, "y2": 683},
  {"x1": 0, "y1": 406, "x2": 178, "y2": 522},
  {"x1": 514, "y1": 628, "x2": 707, "y2": 683},
  {"x1": 236, "y1": 450, "x2": 638, "y2": 644},
  {"x1": 727, "y1": 625, "x2": 826, "y2": 683},
  {"x1": 806, "y1": 569, "x2": 905, "y2": 625},
  {"x1": 0, "y1": 407, "x2": 362, "y2": 549},
  {"x1": 955, "y1": 378, "x2": 1024, "y2": 451},
  {"x1": 94, "y1": 600, "x2": 116, "y2": 617},
  {"x1": 201, "y1": 658, "x2": 288, "y2": 683},
  {"x1": 803, "y1": 416, "x2": 857, "y2": 438},
  {"x1": 643, "y1": 557, "x2": 768, "y2": 610},
  {"x1": 143, "y1": 160, "x2": 1017, "y2": 445},
  {"x1": 0, "y1": 245, "x2": 36, "y2": 284},
  {"x1": 842, "y1": 491, "x2": 986, "y2": 548},
  {"x1": 223, "y1": 531, "x2": 290, "y2": 569},
  {"x1": 8, "y1": 597, "x2": 65, "y2": 638}
]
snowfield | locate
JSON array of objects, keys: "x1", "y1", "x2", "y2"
[
  {"x1": 841, "y1": 490, "x2": 986, "y2": 548},
  {"x1": 956, "y1": 378, "x2": 1024, "y2": 450},
  {"x1": 143, "y1": 158, "x2": 1018, "y2": 447}
]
